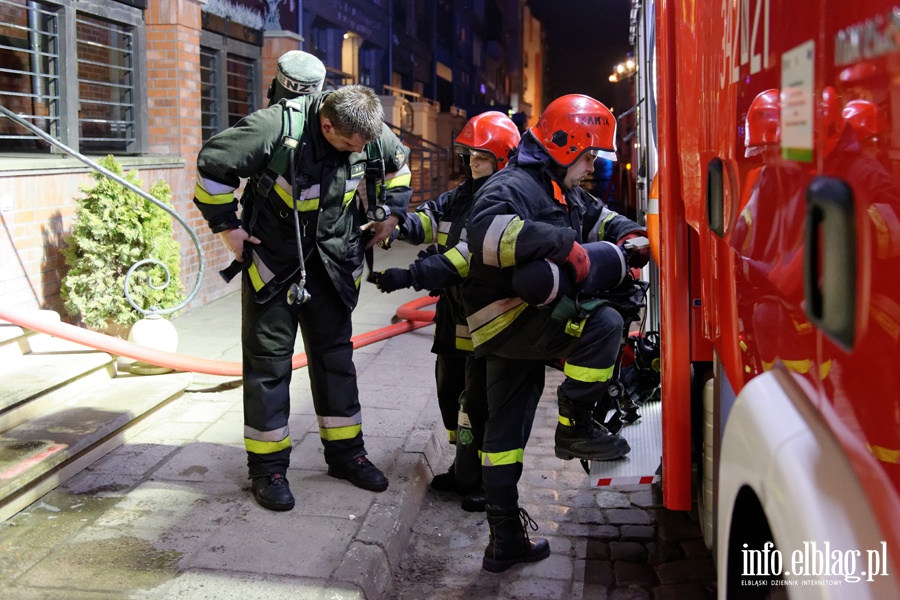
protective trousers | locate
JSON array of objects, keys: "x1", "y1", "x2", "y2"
[
  {"x1": 454, "y1": 354, "x2": 488, "y2": 491},
  {"x1": 435, "y1": 353, "x2": 466, "y2": 442},
  {"x1": 242, "y1": 253, "x2": 365, "y2": 478},
  {"x1": 481, "y1": 305, "x2": 623, "y2": 507}
]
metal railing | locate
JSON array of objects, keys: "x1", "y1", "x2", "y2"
[
  {"x1": 0, "y1": 104, "x2": 205, "y2": 317},
  {"x1": 386, "y1": 123, "x2": 451, "y2": 207}
]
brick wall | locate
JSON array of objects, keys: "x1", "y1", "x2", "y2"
[
  {"x1": 0, "y1": 7, "x2": 317, "y2": 318},
  {"x1": 144, "y1": 0, "x2": 236, "y2": 312}
]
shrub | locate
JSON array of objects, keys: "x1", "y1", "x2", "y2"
[{"x1": 61, "y1": 155, "x2": 185, "y2": 330}]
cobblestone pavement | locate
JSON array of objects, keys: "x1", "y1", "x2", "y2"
[{"x1": 389, "y1": 370, "x2": 718, "y2": 600}]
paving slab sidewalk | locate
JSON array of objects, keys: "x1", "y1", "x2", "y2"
[{"x1": 0, "y1": 242, "x2": 447, "y2": 600}]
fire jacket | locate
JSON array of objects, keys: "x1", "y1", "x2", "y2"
[
  {"x1": 464, "y1": 131, "x2": 644, "y2": 354},
  {"x1": 400, "y1": 177, "x2": 486, "y2": 354},
  {"x1": 194, "y1": 92, "x2": 412, "y2": 310}
]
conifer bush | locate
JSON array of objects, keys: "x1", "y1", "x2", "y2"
[{"x1": 61, "y1": 155, "x2": 185, "y2": 331}]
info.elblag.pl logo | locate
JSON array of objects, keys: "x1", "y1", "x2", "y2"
[{"x1": 741, "y1": 541, "x2": 890, "y2": 587}]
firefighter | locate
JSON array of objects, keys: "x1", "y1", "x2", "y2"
[
  {"x1": 193, "y1": 80, "x2": 412, "y2": 511},
  {"x1": 374, "y1": 112, "x2": 521, "y2": 512},
  {"x1": 463, "y1": 94, "x2": 650, "y2": 572}
]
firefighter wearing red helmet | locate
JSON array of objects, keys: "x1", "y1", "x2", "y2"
[
  {"x1": 374, "y1": 111, "x2": 521, "y2": 511},
  {"x1": 463, "y1": 94, "x2": 649, "y2": 572},
  {"x1": 744, "y1": 88, "x2": 780, "y2": 158}
]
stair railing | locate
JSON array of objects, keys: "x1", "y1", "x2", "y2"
[{"x1": 0, "y1": 104, "x2": 205, "y2": 317}]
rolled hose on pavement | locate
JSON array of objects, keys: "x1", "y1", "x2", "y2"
[{"x1": 0, "y1": 296, "x2": 437, "y2": 377}]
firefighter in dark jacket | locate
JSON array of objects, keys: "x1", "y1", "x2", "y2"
[
  {"x1": 193, "y1": 81, "x2": 412, "y2": 512},
  {"x1": 463, "y1": 94, "x2": 650, "y2": 572},
  {"x1": 375, "y1": 112, "x2": 521, "y2": 512}
]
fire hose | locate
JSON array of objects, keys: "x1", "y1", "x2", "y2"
[{"x1": 0, "y1": 296, "x2": 436, "y2": 377}]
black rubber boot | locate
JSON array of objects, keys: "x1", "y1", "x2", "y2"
[
  {"x1": 327, "y1": 456, "x2": 389, "y2": 492},
  {"x1": 482, "y1": 505, "x2": 550, "y2": 572},
  {"x1": 555, "y1": 393, "x2": 631, "y2": 461},
  {"x1": 430, "y1": 463, "x2": 458, "y2": 491},
  {"x1": 461, "y1": 488, "x2": 487, "y2": 512},
  {"x1": 250, "y1": 473, "x2": 295, "y2": 511}
]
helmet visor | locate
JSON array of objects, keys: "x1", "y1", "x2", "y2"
[{"x1": 587, "y1": 148, "x2": 618, "y2": 162}]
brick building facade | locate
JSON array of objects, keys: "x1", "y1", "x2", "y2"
[{"x1": 0, "y1": 0, "x2": 541, "y2": 320}]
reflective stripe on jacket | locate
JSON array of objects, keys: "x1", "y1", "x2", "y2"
[{"x1": 194, "y1": 92, "x2": 412, "y2": 309}]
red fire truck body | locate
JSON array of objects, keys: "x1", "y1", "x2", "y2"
[{"x1": 632, "y1": 0, "x2": 900, "y2": 594}]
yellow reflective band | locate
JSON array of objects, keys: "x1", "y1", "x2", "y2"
[
  {"x1": 342, "y1": 190, "x2": 355, "y2": 207},
  {"x1": 559, "y1": 415, "x2": 572, "y2": 426},
  {"x1": 819, "y1": 359, "x2": 832, "y2": 380},
  {"x1": 385, "y1": 171, "x2": 412, "y2": 188},
  {"x1": 869, "y1": 444, "x2": 900, "y2": 464},
  {"x1": 791, "y1": 317, "x2": 814, "y2": 334},
  {"x1": 319, "y1": 424, "x2": 362, "y2": 441},
  {"x1": 470, "y1": 301, "x2": 527, "y2": 347},
  {"x1": 247, "y1": 262, "x2": 265, "y2": 291},
  {"x1": 483, "y1": 215, "x2": 516, "y2": 265},
  {"x1": 194, "y1": 183, "x2": 234, "y2": 205},
  {"x1": 438, "y1": 232, "x2": 449, "y2": 246},
  {"x1": 245, "y1": 435, "x2": 292, "y2": 454},
  {"x1": 420, "y1": 214, "x2": 436, "y2": 244},
  {"x1": 499, "y1": 218, "x2": 524, "y2": 267},
  {"x1": 273, "y1": 183, "x2": 320, "y2": 211},
  {"x1": 482, "y1": 448, "x2": 524, "y2": 466},
  {"x1": 596, "y1": 212, "x2": 616, "y2": 241},
  {"x1": 455, "y1": 336, "x2": 474, "y2": 351},
  {"x1": 447, "y1": 429, "x2": 458, "y2": 443},
  {"x1": 444, "y1": 247, "x2": 469, "y2": 277},
  {"x1": 563, "y1": 362, "x2": 614, "y2": 383}
]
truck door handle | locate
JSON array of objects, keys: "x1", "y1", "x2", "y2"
[{"x1": 804, "y1": 176, "x2": 856, "y2": 349}]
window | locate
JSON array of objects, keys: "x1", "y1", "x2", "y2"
[
  {"x1": 76, "y1": 13, "x2": 136, "y2": 153},
  {"x1": 199, "y1": 48, "x2": 218, "y2": 142},
  {"x1": 0, "y1": 0, "x2": 146, "y2": 154},
  {"x1": 199, "y1": 29, "x2": 261, "y2": 143}
]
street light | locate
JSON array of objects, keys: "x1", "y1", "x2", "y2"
[{"x1": 610, "y1": 56, "x2": 636, "y2": 83}]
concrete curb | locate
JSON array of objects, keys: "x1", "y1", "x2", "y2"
[{"x1": 332, "y1": 426, "x2": 447, "y2": 599}]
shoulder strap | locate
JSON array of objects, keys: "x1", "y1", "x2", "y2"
[
  {"x1": 256, "y1": 97, "x2": 307, "y2": 198},
  {"x1": 364, "y1": 138, "x2": 386, "y2": 210}
]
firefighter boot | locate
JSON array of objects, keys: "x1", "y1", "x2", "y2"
[
  {"x1": 482, "y1": 505, "x2": 550, "y2": 572},
  {"x1": 250, "y1": 473, "x2": 295, "y2": 511},
  {"x1": 555, "y1": 393, "x2": 631, "y2": 461}
]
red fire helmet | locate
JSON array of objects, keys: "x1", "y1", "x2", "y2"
[
  {"x1": 530, "y1": 94, "x2": 618, "y2": 167},
  {"x1": 454, "y1": 111, "x2": 521, "y2": 170},
  {"x1": 744, "y1": 89, "x2": 780, "y2": 157}
]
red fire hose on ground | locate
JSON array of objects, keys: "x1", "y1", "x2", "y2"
[{"x1": 0, "y1": 296, "x2": 437, "y2": 377}]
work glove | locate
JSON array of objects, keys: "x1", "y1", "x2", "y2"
[
  {"x1": 618, "y1": 232, "x2": 652, "y2": 269},
  {"x1": 563, "y1": 241, "x2": 591, "y2": 283},
  {"x1": 376, "y1": 268, "x2": 413, "y2": 293}
]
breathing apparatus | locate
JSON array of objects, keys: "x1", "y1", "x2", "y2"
[{"x1": 286, "y1": 140, "x2": 311, "y2": 305}]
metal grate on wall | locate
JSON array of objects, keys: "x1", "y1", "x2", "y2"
[
  {"x1": 76, "y1": 12, "x2": 135, "y2": 153},
  {"x1": 0, "y1": 0, "x2": 60, "y2": 152},
  {"x1": 226, "y1": 54, "x2": 255, "y2": 127},
  {"x1": 199, "y1": 47, "x2": 217, "y2": 143}
]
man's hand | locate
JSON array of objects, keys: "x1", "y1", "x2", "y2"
[
  {"x1": 375, "y1": 268, "x2": 413, "y2": 293},
  {"x1": 618, "y1": 232, "x2": 651, "y2": 269},
  {"x1": 564, "y1": 241, "x2": 591, "y2": 283},
  {"x1": 361, "y1": 214, "x2": 401, "y2": 250},
  {"x1": 220, "y1": 228, "x2": 260, "y2": 261}
]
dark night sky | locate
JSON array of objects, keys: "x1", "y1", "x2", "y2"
[{"x1": 526, "y1": 0, "x2": 633, "y2": 113}]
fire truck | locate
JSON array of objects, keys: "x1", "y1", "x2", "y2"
[{"x1": 605, "y1": 0, "x2": 900, "y2": 596}]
